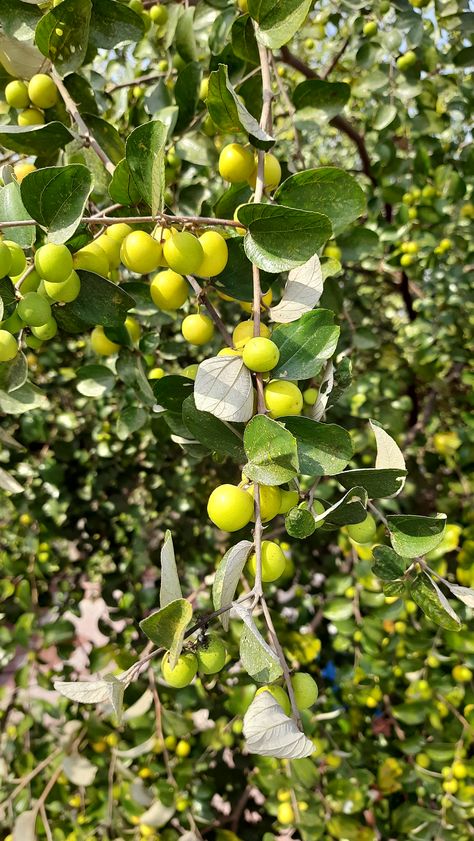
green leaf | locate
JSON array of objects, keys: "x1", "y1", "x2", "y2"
[
  {"x1": 0, "y1": 0, "x2": 41, "y2": 41},
  {"x1": 293, "y1": 80, "x2": 351, "y2": 118},
  {"x1": 194, "y1": 355, "x2": 254, "y2": 423},
  {"x1": 237, "y1": 203, "x2": 332, "y2": 273},
  {"x1": 0, "y1": 382, "x2": 48, "y2": 415},
  {"x1": 139, "y1": 598, "x2": 193, "y2": 668},
  {"x1": 243, "y1": 414, "x2": 299, "y2": 486},
  {"x1": 89, "y1": 0, "x2": 144, "y2": 49},
  {"x1": 207, "y1": 64, "x2": 274, "y2": 150},
  {"x1": 285, "y1": 505, "x2": 316, "y2": 539},
  {"x1": 0, "y1": 277, "x2": 17, "y2": 320},
  {"x1": 322, "y1": 487, "x2": 368, "y2": 527},
  {"x1": 35, "y1": 0, "x2": 91, "y2": 73},
  {"x1": 116, "y1": 349, "x2": 155, "y2": 407},
  {"x1": 0, "y1": 466, "x2": 23, "y2": 494},
  {"x1": 182, "y1": 395, "x2": 246, "y2": 462},
  {"x1": 153, "y1": 375, "x2": 194, "y2": 413},
  {"x1": 282, "y1": 417, "x2": 353, "y2": 476},
  {"x1": 269, "y1": 254, "x2": 323, "y2": 323},
  {"x1": 0, "y1": 182, "x2": 34, "y2": 248},
  {"x1": 55, "y1": 271, "x2": 134, "y2": 331},
  {"x1": 0, "y1": 122, "x2": 74, "y2": 156},
  {"x1": 116, "y1": 406, "x2": 147, "y2": 440},
  {"x1": 82, "y1": 114, "x2": 125, "y2": 164},
  {"x1": 108, "y1": 159, "x2": 142, "y2": 206},
  {"x1": 75, "y1": 364, "x2": 115, "y2": 398},
  {"x1": 126, "y1": 121, "x2": 167, "y2": 216},
  {"x1": 274, "y1": 167, "x2": 366, "y2": 237},
  {"x1": 232, "y1": 14, "x2": 259, "y2": 64},
  {"x1": 373, "y1": 103, "x2": 398, "y2": 130},
  {"x1": 271, "y1": 309, "x2": 340, "y2": 380},
  {"x1": 0, "y1": 351, "x2": 28, "y2": 394},
  {"x1": 175, "y1": 62, "x2": 201, "y2": 133},
  {"x1": 372, "y1": 546, "x2": 408, "y2": 581},
  {"x1": 21, "y1": 165, "x2": 92, "y2": 244},
  {"x1": 387, "y1": 514, "x2": 447, "y2": 559},
  {"x1": 338, "y1": 227, "x2": 381, "y2": 261},
  {"x1": 409, "y1": 573, "x2": 461, "y2": 630},
  {"x1": 213, "y1": 237, "x2": 273, "y2": 302},
  {"x1": 212, "y1": 541, "x2": 253, "y2": 631},
  {"x1": 160, "y1": 531, "x2": 182, "y2": 609},
  {"x1": 392, "y1": 702, "x2": 427, "y2": 725},
  {"x1": 248, "y1": 0, "x2": 313, "y2": 49},
  {"x1": 233, "y1": 602, "x2": 283, "y2": 683},
  {"x1": 175, "y1": 6, "x2": 198, "y2": 62},
  {"x1": 336, "y1": 468, "x2": 407, "y2": 499}
]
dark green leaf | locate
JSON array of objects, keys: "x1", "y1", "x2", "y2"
[
  {"x1": 372, "y1": 546, "x2": 408, "y2": 581},
  {"x1": 182, "y1": 395, "x2": 245, "y2": 462},
  {"x1": 212, "y1": 541, "x2": 253, "y2": 630},
  {"x1": 108, "y1": 159, "x2": 141, "y2": 206},
  {"x1": 0, "y1": 182, "x2": 35, "y2": 248},
  {"x1": 213, "y1": 236, "x2": 272, "y2": 302},
  {"x1": 323, "y1": 487, "x2": 368, "y2": 527},
  {"x1": 293, "y1": 80, "x2": 351, "y2": 118},
  {"x1": 0, "y1": 0, "x2": 41, "y2": 40},
  {"x1": 21, "y1": 165, "x2": 92, "y2": 244},
  {"x1": 231, "y1": 14, "x2": 259, "y2": 64},
  {"x1": 237, "y1": 203, "x2": 332, "y2": 273},
  {"x1": 285, "y1": 505, "x2": 316, "y2": 539},
  {"x1": 57, "y1": 271, "x2": 135, "y2": 329},
  {"x1": 0, "y1": 382, "x2": 48, "y2": 415},
  {"x1": 76, "y1": 364, "x2": 115, "y2": 398},
  {"x1": 116, "y1": 349, "x2": 155, "y2": 406},
  {"x1": 116, "y1": 406, "x2": 147, "y2": 440},
  {"x1": 387, "y1": 514, "x2": 447, "y2": 559},
  {"x1": 282, "y1": 417, "x2": 353, "y2": 476},
  {"x1": 175, "y1": 7, "x2": 198, "y2": 62},
  {"x1": 207, "y1": 64, "x2": 274, "y2": 150},
  {"x1": 35, "y1": 0, "x2": 91, "y2": 73},
  {"x1": 274, "y1": 167, "x2": 366, "y2": 237},
  {"x1": 248, "y1": 0, "x2": 313, "y2": 49},
  {"x1": 89, "y1": 0, "x2": 144, "y2": 48},
  {"x1": 139, "y1": 598, "x2": 193, "y2": 668},
  {"x1": 409, "y1": 573, "x2": 461, "y2": 631},
  {"x1": 153, "y1": 376, "x2": 194, "y2": 413},
  {"x1": 175, "y1": 62, "x2": 201, "y2": 133},
  {"x1": 243, "y1": 414, "x2": 299, "y2": 486},
  {"x1": 82, "y1": 114, "x2": 125, "y2": 164},
  {"x1": 271, "y1": 309, "x2": 339, "y2": 379},
  {"x1": 210, "y1": 7, "x2": 237, "y2": 55},
  {"x1": 336, "y1": 468, "x2": 407, "y2": 499},
  {"x1": 0, "y1": 277, "x2": 17, "y2": 320},
  {"x1": 338, "y1": 227, "x2": 381, "y2": 261},
  {"x1": 126, "y1": 121, "x2": 167, "y2": 216},
  {"x1": 0, "y1": 351, "x2": 27, "y2": 393},
  {"x1": 0, "y1": 123, "x2": 74, "y2": 156}
]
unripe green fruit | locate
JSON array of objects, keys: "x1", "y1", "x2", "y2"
[
  {"x1": 18, "y1": 109, "x2": 44, "y2": 126},
  {"x1": 218, "y1": 143, "x2": 255, "y2": 183},
  {"x1": 182, "y1": 363, "x2": 199, "y2": 380},
  {"x1": 363, "y1": 21, "x2": 378, "y2": 37},
  {"x1": 4, "y1": 241, "x2": 26, "y2": 277},
  {"x1": 150, "y1": 269, "x2": 188, "y2": 310},
  {"x1": 291, "y1": 673, "x2": 318, "y2": 709},
  {"x1": 207, "y1": 483, "x2": 254, "y2": 531},
  {"x1": 28, "y1": 74, "x2": 58, "y2": 109},
  {"x1": 5, "y1": 80, "x2": 29, "y2": 109},
  {"x1": 247, "y1": 540, "x2": 286, "y2": 582},
  {"x1": 255, "y1": 685, "x2": 291, "y2": 716},
  {"x1": 264, "y1": 380, "x2": 303, "y2": 418},
  {"x1": 347, "y1": 513, "x2": 377, "y2": 544},
  {"x1": 163, "y1": 230, "x2": 203, "y2": 275},
  {"x1": 397, "y1": 51, "x2": 417, "y2": 71},
  {"x1": 161, "y1": 651, "x2": 198, "y2": 688},
  {"x1": 1, "y1": 309, "x2": 23, "y2": 333},
  {"x1": 121, "y1": 230, "x2": 162, "y2": 274},
  {"x1": 25, "y1": 334, "x2": 43, "y2": 349},
  {"x1": 196, "y1": 635, "x2": 227, "y2": 674},
  {"x1": 197, "y1": 230, "x2": 228, "y2": 277},
  {"x1": 17, "y1": 292, "x2": 51, "y2": 327},
  {"x1": 278, "y1": 489, "x2": 299, "y2": 514},
  {"x1": 90, "y1": 325, "x2": 119, "y2": 355},
  {"x1": 247, "y1": 483, "x2": 281, "y2": 523},
  {"x1": 35, "y1": 243, "x2": 73, "y2": 283},
  {"x1": 181, "y1": 313, "x2": 214, "y2": 345},
  {"x1": 44, "y1": 271, "x2": 80, "y2": 302},
  {"x1": 0, "y1": 329, "x2": 18, "y2": 362},
  {"x1": 242, "y1": 337, "x2": 280, "y2": 372},
  {"x1": 0, "y1": 241, "x2": 13, "y2": 278},
  {"x1": 150, "y1": 3, "x2": 168, "y2": 23},
  {"x1": 31, "y1": 317, "x2": 57, "y2": 341}
]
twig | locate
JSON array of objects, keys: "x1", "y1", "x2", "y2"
[
  {"x1": 186, "y1": 275, "x2": 233, "y2": 346},
  {"x1": 106, "y1": 71, "x2": 171, "y2": 93},
  {"x1": 270, "y1": 54, "x2": 304, "y2": 169},
  {"x1": 148, "y1": 668, "x2": 175, "y2": 785},
  {"x1": 1, "y1": 746, "x2": 63, "y2": 807},
  {"x1": 323, "y1": 37, "x2": 350, "y2": 79},
  {"x1": 0, "y1": 213, "x2": 245, "y2": 232},
  {"x1": 260, "y1": 598, "x2": 302, "y2": 729},
  {"x1": 51, "y1": 69, "x2": 115, "y2": 175}
]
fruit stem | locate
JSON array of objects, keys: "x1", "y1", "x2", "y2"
[
  {"x1": 186, "y1": 275, "x2": 233, "y2": 346},
  {"x1": 260, "y1": 598, "x2": 303, "y2": 730}
]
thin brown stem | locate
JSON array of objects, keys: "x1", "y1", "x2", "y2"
[
  {"x1": 106, "y1": 71, "x2": 172, "y2": 93},
  {"x1": 148, "y1": 668, "x2": 175, "y2": 785},
  {"x1": 0, "y1": 213, "x2": 245, "y2": 232},
  {"x1": 186, "y1": 275, "x2": 233, "y2": 346},
  {"x1": 260, "y1": 598, "x2": 302, "y2": 729}
]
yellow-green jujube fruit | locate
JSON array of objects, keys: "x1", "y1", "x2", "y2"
[
  {"x1": 218, "y1": 143, "x2": 255, "y2": 183},
  {"x1": 4, "y1": 241, "x2": 26, "y2": 277},
  {"x1": 232, "y1": 320, "x2": 270, "y2": 348},
  {"x1": 240, "y1": 288, "x2": 272, "y2": 313},
  {"x1": 0, "y1": 330, "x2": 18, "y2": 362},
  {"x1": 163, "y1": 230, "x2": 203, "y2": 275},
  {"x1": 196, "y1": 230, "x2": 228, "y2": 277},
  {"x1": 161, "y1": 651, "x2": 198, "y2": 688},
  {"x1": 94, "y1": 234, "x2": 121, "y2": 269},
  {"x1": 181, "y1": 313, "x2": 214, "y2": 345},
  {"x1": 31, "y1": 317, "x2": 57, "y2": 341},
  {"x1": 246, "y1": 484, "x2": 281, "y2": 523},
  {"x1": 248, "y1": 153, "x2": 281, "y2": 190},
  {"x1": 125, "y1": 316, "x2": 141, "y2": 343},
  {"x1": 247, "y1": 540, "x2": 286, "y2": 582},
  {"x1": 0, "y1": 309, "x2": 23, "y2": 333},
  {"x1": 291, "y1": 673, "x2": 318, "y2": 709},
  {"x1": 207, "y1": 483, "x2": 254, "y2": 531},
  {"x1": 150, "y1": 269, "x2": 188, "y2": 310},
  {"x1": 73, "y1": 244, "x2": 109, "y2": 277},
  {"x1": 303, "y1": 387, "x2": 318, "y2": 405},
  {"x1": 106, "y1": 222, "x2": 133, "y2": 242},
  {"x1": 278, "y1": 489, "x2": 299, "y2": 514},
  {"x1": 18, "y1": 109, "x2": 45, "y2": 126},
  {"x1": 0, "y1": 242, "x2": 12, "y2": 278},
  {"x1": 312, "y1": 499, "x2": 326, "y2": 529},
  {"x1": 35, "y1": 243, "x2": 73, "y2": 283},
  {"x1": 90, "y1": 325, "x2": 120, "y2": 355},
  {"x1": 242, "y1": 337, "x2": 279, "y2": 372},
  {"x1": 28, "y1": 74, "x2": 58, "y2": 109},
  {"x1": 149, "y1": 2, "x2": 168, "y2": 23},
  {"x1": 19, "y1": 270, "x2": 41, "y2": 293},
  {"x1": 13, "y1": 161, "x2": 36, "y2": 183},
  {"x1": 347, "y1": 513, "x2": 377, "y2": 544},
  {"x1": 175, "y1": 740, "x2": 191, "y2": 758},
  {"x1": 255, "y1": 685, "x2": 291, "y2": 716},
  {"x1": 264, "y1": 380, "x2": 303, "y2": 418},
  {"x1": 5, "y1": 80, "x2": 30, "y2": 109},
  {"x1": 44, "y1": 270, "x2": 80, "y2": 302},
  {"x1": 217, "y1": 347, "x2": 242, "y2": 357},
  {"x1": 17, "y1": 292, "x2": 51, "y2": 327},
  {"x1": 199, "y1": 76, "x2": 209, "y2": 100},
  {"x1": 182, "y1": 363, "x2": 199, "y2": 379},
  {"x1": 277, "y1": 802, "x2": 295, "y2": 825},
  {"x1": 120, "y1": 230, "x2": 162, "y2": 274},
  {"x1": 148, "y1": 366, "x2": 165, "y2": 380},
  {"x1": 196, "y1": 635, "x2": 227, "y2": 674},
  {"x1": 452, "y1": 665, "x2": 472, "y2": 683}
]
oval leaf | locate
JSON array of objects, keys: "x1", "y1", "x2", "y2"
[
  {"x1": 270, "y1": 254, "x2": 323, "y2": 323},
  {"x1": 160, "y1": 530, "x2": 182, "y2": 608},
  {"x1": 243, "y1": 690, "x2": 314, "y2": 758},
  {"x1": 139, "y1": 598, "x2": 193, "y2": 668},
  {"x1": 243, "y1": 414, "x2": 299, "y2": 486},
  {"x1": 212, "y1": 541, "x2": 253, "y2": 630},
  {"x1": 274, "y1": 167, "x2": 366, "y2": 237},
  {"x1": 194, "y1": 355, "x2": 254, "y2": 423},
  {"x1": 388, "y1": 514, "x2": 447, "y2": 559}
]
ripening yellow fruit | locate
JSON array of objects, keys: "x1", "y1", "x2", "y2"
[
  {"x1": 248, "y1": 153, "x2": 281, "y2": 190},
  {"x1": 256, "y1": 685, "x2": 291, "y2": 715},
  {"x1": 181, "y1": 313, "x2": 214, "y2": 345},
  {"x1": 0, "y1": 330, "x2": 18, "y2": 362},
  {"x1": 247, "y1": 540, "x2": 286, "y2": 582},
  {"x1": 264, "y1": 380, "x2": 303, "y2": 418},
  {"x1": 73, "y1": 244, "x2": 109, "y2": 277},
  {"x1": 218, "y1": 143, "x2": 255, "y2": 183},
  {"x1": 207, "y1": 483, "x2": 254, "y2": 531},
  {"x1": 5, "y1": 80, "x2": 30, "y2": 109},
  {"x1": 232, "y1": 320, "x2": 270, "y2": 348},
  {"x1": 28, "y1": 74, "x2": 58, "y2": 109},
  {"x1": 278, "y1": 489, "x2": 299, "y2": 513},
  {"x1": 106, "y1": 222, "x2": 133, "y2": 242},
  {"x1": 217, "y1": 347, "x2": 242, "y2": 357},
  {"x1": 246, "y1": 483, "x2": 281, "y2": 522},
  {"x1": 90, "y1": 325, "x2": 120, "y2": 355},
  {"x1": 148, "y1": 366, "x2": 165, "y2": 380},
  {"x1": 44, "y1": 271, "x2": 80, "y2": 302},
  {"x1": 150, "y1": 269, "x2": 188, "y2": 310},
  {"x1": 175, "y1": 740, "x2": 191, "y2": 758},
  {"x1": 18, "y1": 108, "x2": 45, "y2": 126},
  {"x1": 13, "y1": 161, "x2": 36, "y2": 183},
  {"x1": 452, "y1": 665, "x2": 472, "y2": 683},
  {"x1": 121, "y1": 230, "x2": 162, "y2": 274},
  {"x1": 242, "y1": 336, "x2": 279, "y2": 372},
  {"x1": 125, "y1": 316, "x2": 141, "y2": 343},
  {"x1": 277, "y1": 802, "x2": 295, "y2": 825},
  {"x1": 240, "y1": 288, "x2": 273, "y2": 313},
  {"x1": 303, "y1": 387, "x2": 318, "y2": 405},
  {"x1": 197, "y1": 230, "x2": 228, "y2": 277},
  {"x1": 163, "y1": 230, "x2": 203, "y2": 275},
  {"x1": 94, "y1": 234, "x2": 121, "y2": 269}
]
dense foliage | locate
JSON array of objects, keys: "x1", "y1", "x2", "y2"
[{"x1": 0, "y1": 0, "x2": 473, "y2": 839}]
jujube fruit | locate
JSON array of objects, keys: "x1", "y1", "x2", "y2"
[
  {"x1": 247, "y1": 540, "x2": 286, "y2": 582},
  {"x1": 264, "y1": 380, "x2": 303, "y2": 418},
  {"x1": 196, "y1": 635, "x2": 227, "y2": 674},
  {"x1": 17, "y1": 292, "x2": 51, "y2": 327},
  {"x1": 0, "y1": 330, "x2": 18, "y2": 362},
  {"x1": 291, "y1": 673, "x2": 318, "y2": 709},
  {"x1": 242, "y1": 337, "x2": 279, "y2": 372},
  {"x1": 121, "y1": 230, "x2": 162, "y2": 274},
  {"x1": 28, "y1": 74, "x2": 58, "y2": 109},
  {"x1": 218, "y1": 143, "x2": 255, "y2": 183},
  {"x1": 90, "y1": 325, "x2": 120, "y2": 355},
  {"x1": 255, "y1": 685, "x2": 291, "y2": 716},
  {"x1": 5, "y1": 80, "x2": 29, "y2": 109},
  {"x1": 150, "y1": 269, "x2": 188, "y2": 310},
  {"x1": 163, "y1": 230, "x2": 203, "y2": 275},
  {"x1": 207, "y1": 483, "x2": 254, "y2": 531},
  {"x1": 181, "y1": 313, "x2": 214, "y2": 345},
  {"x1": 196, "y1": 230, "x2": 228, "y2": 277},
  {"x1": 161, "y1": 651, "x2": 198, "y2": 688},
  {"x1": 35, "y1": 243, "x2": 73, "y2": 284},
  {"x1": 346, "y1": 513, "x2": 377, "y2": 544}
]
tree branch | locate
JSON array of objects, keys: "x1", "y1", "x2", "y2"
[{"x1": 186, "y1": 275, "x2": 233, "y2": 347}]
